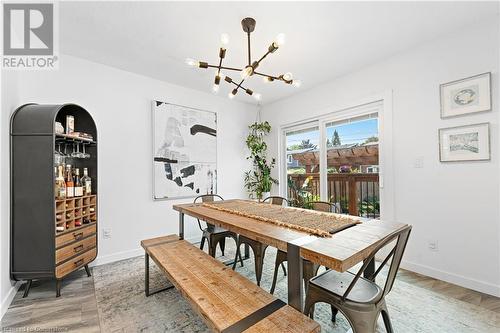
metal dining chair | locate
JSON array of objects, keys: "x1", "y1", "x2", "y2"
[
  {"x1": 270, "y1": 200, "x2": 341, "y2": 294},
  {"x1": 263, "y1": 195, "x2": 288, "y2": 206},
  {"x1": 231, "y1": 195, "x2": 288, "y2": 286},
  {"x1": 195, "y1": 194, "x2": 243, "y2": 266},
  {"x1": 310, "y1": 200, "x2": 340, "y2": 213},
  {"x1": 303, "y1": 225, "x2": 412, "y2": 333}
]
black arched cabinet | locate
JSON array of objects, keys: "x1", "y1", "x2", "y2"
[{"x1": 10, "y1": 103, "x2": 98, "y2": 297}]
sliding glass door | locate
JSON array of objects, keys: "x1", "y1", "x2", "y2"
[
  {"x1": 283, "y1": 124, "x2": 320, "y2": 207},
  {"x1": 281, "y1": 101, "x2": 382, "y2": 218},
  {"x1": 324, "y1": 112, "x2": 380, "y2": 217}
]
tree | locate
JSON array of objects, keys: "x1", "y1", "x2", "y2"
[
  {"x1": 363, "y1": 136, "x2": 378, "y2": 144},
  {"x1": 332, "y1": 130, "x2": 341, "y2": 146},
  {"x1": 299, "y1": 139, "x2": 316, "y2": 149}
]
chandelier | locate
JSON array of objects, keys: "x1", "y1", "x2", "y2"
[{"x1": 186, "y1": 17, "x2": 301, "y2": 101}]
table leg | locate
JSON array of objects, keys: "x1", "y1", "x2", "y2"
[
  {"x1": 287, "y1": 242, "x2": 303, "y2": 311},
  {"x1": 179, "y1": 212, "x2": 184, "y2": 240}
]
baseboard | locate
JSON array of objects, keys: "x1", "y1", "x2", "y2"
[
  {"x1": 401, "y1": 259, "x2": 500, "y2": 297},
  {"x1": 91, "y1": 236, "x2": 199, "y2": 267},
  {"x1": 1, "y1": 282, "x2": 20, "y2": 321}
]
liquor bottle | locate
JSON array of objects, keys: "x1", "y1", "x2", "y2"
[
  {"x1": 82, "y1": 168, "x2": 91, "y2": 196},
  {"x1": 65, "y1": 165, "x2": 74, "y2": 198},
  {"x1": 75, "y1": 219, "x2": 82, "y2": 227},
  {"x1": 83, "y1": 217, "x2": 90, "y2": 224},
  {"x1": 55, "y1": 166, "x2": 66, "y2": 199},
  {"x1": 56, "y1": 225, "x2": 65, "y2": 232},
  {"x1": 89, "y1": 207, "x2": 95, "y2": 213},
  {"x1": 74, "y1": 168, "x2": 83, "y2": 197}
]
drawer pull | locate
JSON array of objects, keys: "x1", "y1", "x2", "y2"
[
  {"x1": 74, "y1": 244, "x2": 84, "y2": 253},
  {"x1": 74, "y1": 258, "x2": 84, "y2": 267},
  {"x1": 73, "y1": 232, "x2": 84, "y2": 240}
]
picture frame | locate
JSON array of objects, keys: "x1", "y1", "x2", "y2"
[
  {"x1": 439, "y1": 122, "x2": 490, "y2": 162},
  {"x1": 152, "y1": 101, "x2": 217, "y2": 200},
  {"x1": 440, "y1": 72, "x2": 491, "y2": 118}
]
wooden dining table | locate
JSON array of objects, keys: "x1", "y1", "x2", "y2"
[{"x1": 173, "y1": 199, "x2": 408, "y2": 312}]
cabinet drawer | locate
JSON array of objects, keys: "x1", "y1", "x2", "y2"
[
  {"x1": 56, "y1": 248, "x2": 96, "y2": 278},
  {"x1": 56, "y1": 224, "x2": 96, "y2": 248},
  {"x1": 55, "y1": 235, "x2": 96, "y2": 265}
]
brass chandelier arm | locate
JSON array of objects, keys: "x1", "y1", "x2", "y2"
[
  {"x1": 206, "y1": 64, "x2": 243, "y2": 72},
  {"x1": 254, "y1": 71, "x2": 293, "y2": 84},
  {"x1": 253, "y1": 71, "x2": 280, "y2": 80}
]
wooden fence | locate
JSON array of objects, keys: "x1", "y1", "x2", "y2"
[{"x1": 287, "y1": 173, "x2": 380, "y2": 218}]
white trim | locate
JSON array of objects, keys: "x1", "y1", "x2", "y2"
[
  {"x1": 401, "y1": 260, "x2": 500, "y2": 297},
  {"x1": 91, "y1": 236, "x2": 199, "y2": 267},
  {"x1": 1, "y1": 282, "x2": 20, "y2": 320}
]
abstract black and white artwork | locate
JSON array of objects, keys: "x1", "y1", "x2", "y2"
[
  {"x1": 439, "y1": 123, "x2": 490, "y2": 162},
  {"x1": 440, "y1": 72, "x2": 491, "y2": 118},
  {"x1": 153, "y1": 101, "x2": 217, "y2": 199}
]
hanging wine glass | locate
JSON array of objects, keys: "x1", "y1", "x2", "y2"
[
  {"x1": 54, "y1": 142, "x2": 65, "y2": 166},
  {"x1": 82, "y1": 143, "x2": 90, "y2": 159},
  {"x1": 71, "y1": 142, "x2": 80, "y2": 158}
]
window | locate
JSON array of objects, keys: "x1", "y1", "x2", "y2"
[
  {"x1": 325, "y1": 113, "x2": 379, "y2": 215},
  {"x1": 281, "y1": 101, "x2": 382, "y2": 218},
  {"x1": 283, "y1": 125, "x2": 320, "y2": 206}
]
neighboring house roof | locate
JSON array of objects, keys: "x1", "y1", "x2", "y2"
[{"x1": 286, "y1": 148, "x2": 315, "y2": 155}]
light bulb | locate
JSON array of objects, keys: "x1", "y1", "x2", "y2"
[
  {"x1": 292, "y1": 80, "x2": 302, "y2": 88},
  {"x1": 220, "y1": 33, "x2": 229, "y2": 46},
  {"x1": 212, "y1": 84, "x2": 219, "y2": 93},
  {"x1": 253, "y1": 93, "x2": 262, "y2": 101},
  {"x1": 185, "y1": 58, "x2": 197, "y2": 67},
  {"x1": 228, "y1": 92, "x2": 235, "y2": 99},
  {"x1": 241, "y1": 66, "x2": 253, "y2": 79},
  {"x1": 283, "y1": 72, "x2": 293, "y2": 81},
  {"x1": 275, "y1": 33, "x2": 285, "y2": 47}
]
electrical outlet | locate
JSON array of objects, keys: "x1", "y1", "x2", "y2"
[
  {"x1": 428, "y1": 240, "x2": 438, "y2": 252},
  {"x1": 102, "y1": 228, "x2": 112, "y2": 239},
  {"x1": 413, "y1": 156, "x2": 424, "y2": 168}
]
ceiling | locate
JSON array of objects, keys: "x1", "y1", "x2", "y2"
[{"x1": 60, "y1": 1, "x2": 498, "y2": 105}]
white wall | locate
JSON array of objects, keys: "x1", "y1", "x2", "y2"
[
  {"x1": 0, "y1": 55, "x2": 256, "y2": 316},
  {"x1": 262, "y1": 20, "x2": 500, "y2": 296},
  {"x1": 0, "y1": 71, "x2": 21, "y2": 318}
]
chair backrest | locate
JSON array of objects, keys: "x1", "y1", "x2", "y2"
[
  {"x1": 194, "y1": 194, "x2": 224, "y2": 204},
  {"x1": 341, "y1": 225, "x2": 412, "y2": 302},
  {"x1": 193, "y1": 194, "x2": 224, "y2": 229},
  {"x1": 310, "y1": 201, "x2": 339, "y2": 213},
  {"x1": 263, "y1": 196, "x2": 288, "y2": 206}
]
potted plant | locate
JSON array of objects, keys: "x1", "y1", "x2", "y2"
[{"x1": 244, "y1": 121, "x2": 278, "y2": 200}]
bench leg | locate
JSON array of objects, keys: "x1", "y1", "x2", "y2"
[{"x1": 145, "y1": 252, "x2": 174, "y2": 297}]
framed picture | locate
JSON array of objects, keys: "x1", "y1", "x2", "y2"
[
  {"x1": 439, "y1": 123, "x2": 490, "y2": 162},
  {"x1": 152, "y1": 101, "x2": 217, "y2": 200},
  {"x1": 440, "y1": 72, "x2": 491, "y2": 118}
]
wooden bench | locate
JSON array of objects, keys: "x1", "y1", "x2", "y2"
[{"x1": 141, "y1": 235, "x2": 320, "y2": 333}]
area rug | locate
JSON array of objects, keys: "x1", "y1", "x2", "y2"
[{"x1": 93, "y1": 245, "x2": 500, "y2": 333}]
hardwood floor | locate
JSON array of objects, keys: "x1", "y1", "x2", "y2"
[
  {"x1": 1, "y1": 259, "x2": 499, "y2": 332},
  {"x1": 1, "y1": 269, "x2": 100, "y2": 332},
  {"x1": 396, "y1": 269, "x2": 500, "y2": 314}
]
